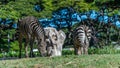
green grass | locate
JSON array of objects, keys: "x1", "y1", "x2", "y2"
[{"x1": 0, "y1": 54, "x2": 120, "y2": 68}]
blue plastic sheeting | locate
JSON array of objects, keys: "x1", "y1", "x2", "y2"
[
  {"x1": 115, "y1": 20, "x2": 120, "y2": 28},
  {"x1": 109, "y1": 17, "x2": 114, "y2": 22},
  {"x1": 72, "y1": 13, "x2": 77, "y2": 19},
  {"x1": 61, "y1": 21, "x2": 68, "y2": 27},
  {"x1": 55, "y1": 21, "x2": 68, "y2": 27},
  {"x1": 37, "y1": 10, "x2": 120, "y2": 29},
  {"x1": 60, "y1": 9, "x2": 68, "y2": 15},
  {"x1": 1, "y1": 22, "x2": 4, "y2": 25},
  {"x1": 61, "y1": 15, "x2": 67, "y2": 19},
  {"x1": 89, "y1": 10, "x2": 98, "y2": 20},
  {"x1": 72, "y1": 13, "x2": 80, "y2": 21},
  {"x1": 39, "y1": 18, "x2": 50, "y2": 27},
  {"x1": 49, "y1": 23, "x2": 57, "y2": 28},
  {"x1": 114, "y1": 15, "x2": 119, "y2": 20},
  {"x1": 52, "y1": 15, "x2": 61, "y2": 19},
  {"x1": 98, "y1": 15, "x2": 108, "y2": 23},
  {"x1": 72, "y1": 21, "x2": 79, "y2": 25},
  {"x1": 77, "y1": 15, "x2": 81, "y2": 22},
  {"x1": 5, "y1": 19, "x2": 13, "y2": 24},
  {"x1": 43, "y1": 23, "x2": 50, "y2": 27},
  {"x1": 80, "y1": 14, "x2": 88, "y2": 21},
  {"x1": 55, "y1": 21, "x2": 61, "y2": 25},
  {"x1": 0, "y1": 18, "x2": 2, "y2": 22},
  {"x1": 61, "y1": 24, "x2": 68, "y2": 27},
  {"x1": 12, "y1": 23, "x2": 17, "y2": 28},
  {"x1": 34, "y1": 5, "x2": 41, "y2": 12},
  {"x1": 0, "y1": 19, "x2": 13, "y2": 25},
  {"x1": 103, "y1": 16, "x2": 109, "y2": 23},
  {"x1": 39, "y1": 18, "x2": 48, "y2": 22}
]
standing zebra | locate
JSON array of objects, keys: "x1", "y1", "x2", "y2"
[
  {"x1": 73, "y1": 25, "x2": 92, "y2": 55},
  {"x1": 18, "y1": 16, "x2": 47, "y2": 58}
]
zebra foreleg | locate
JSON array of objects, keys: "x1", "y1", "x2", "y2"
[
  {"x1": 84, "y1": 46, "x2": 88, "y2": 54},
  {"x1": 24, "y1": 39, "x2": 29, "y2": 58}
]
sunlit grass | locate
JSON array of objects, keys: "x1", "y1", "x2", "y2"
[{"x1": 0, "y1": 54, "x2": 120, "y2": 68}]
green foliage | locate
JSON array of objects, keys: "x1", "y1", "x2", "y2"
[
  {"x1": 62, "y1": 46, "x2": 120, "y2": 55},
  {"x1": 0, "y1": 29, "x2": 16, "y2": 52},
  {"x1": 89, "y1": 46, "x2": 120, "y2": 54},
  {"x1": 0, "y1": 0, "x2": 119, "y2": 20},
  {"x1": 62, "y1": 50, "x2": 74, "y2": 55},
  {"x1": 0, "y1": 0, "x2": 41, "y2": 20},
  {"x1": 10, "y1": 41, "x2": 19, "y2": 51},
  {"x1": 0, "y1": 51, "x2": 19, "y2": 58}
]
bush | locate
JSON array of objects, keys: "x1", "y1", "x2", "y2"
[
  {"x1": 88, "y1": 45, "x2": 120, "y2": 54},
  {"x1": 62, "y1": 50, "x2": 74, "y2": 55},
  {"x1": 62, "y1": 45, "x2": 120, "y2": 55}
]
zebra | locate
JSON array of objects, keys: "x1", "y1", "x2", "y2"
[
  {"x1": 17, "y1": 16, "x2": 47, "y2": 58},
  {"x1": 72, "y1": 25, "x2": 92, "y2": 55}
]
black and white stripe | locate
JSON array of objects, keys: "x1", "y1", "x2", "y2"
[
  {"x1": 73, "y1": 25, "x2": 92, "y2": 55},
  {"x1": 18, "y1": 16, "x2": 47, "y2": 58}
]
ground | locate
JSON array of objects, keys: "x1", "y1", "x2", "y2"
[{"x1": 0, "y1": 54, "x2": 120, "y2": 68}]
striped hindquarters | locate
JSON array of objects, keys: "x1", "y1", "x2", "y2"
[{"x1": 73, "y1": 25, "x2": 92, "y2": 47}]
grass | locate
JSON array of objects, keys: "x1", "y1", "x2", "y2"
[{"x1": 0, "y1": 54, "x2": 120, "y2": 68}]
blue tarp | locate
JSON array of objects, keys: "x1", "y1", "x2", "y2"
[
  {"x1": 34, "y1": 5, "x2": 41, "y2": 12},
  {"x1": 90, "y1": 10, "x2": 98, "y2": 20},
  {"x1": 81, "y1": 14, "x2": 88, "y2": 21},
  {"x1": 98, "y1": 15, "x2": 108, "y2": 24},
  {"x1": 115, "y1": 20, "x2": 120, "y2": 28},
  {"x1": 77, "y1": 15, "x2": 81, "y2": 22},
  {"x1": 12, "y1": 23, "x2": 17, "y2": 29}
]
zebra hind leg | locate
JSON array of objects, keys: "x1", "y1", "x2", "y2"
[
  {"x1": 74, "y1": 45, "x2": 78, "y2": 55},
  {"x1": 18, "y1": 34, "x2": 22, "y2": 58},
  {"x1": 29, "y1": 38, "x2": 35, "y2": 57},
  {"x1": 24, "y1": 38, "x2": 29, "y2": 58},
  {"x1": 77, "y1": 46, "x2": 82, "y2": 55},
  {"x1": 81, "y1": 47, "x2": 84, "y2": 55}
]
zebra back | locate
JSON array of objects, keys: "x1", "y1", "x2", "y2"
[{"x1": 18, "y1": 16, "x2": 45, "y2": 39}]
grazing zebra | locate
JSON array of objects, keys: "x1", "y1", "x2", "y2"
[
  {"x1": 18, "y1": 16, "x2": 47, "y2": 58},
  {"x1": 73, "y1": 25, "x2": 92, "y2": 55},
  {"x1": 44, "y1": 27, "x2": 66, "y2": 57}
]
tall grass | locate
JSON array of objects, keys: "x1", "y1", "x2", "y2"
[
  {"x1": 88, "y1": 45, "x2": 120, "y2": 54},
  {"x1": 0, "y1": 45, "x2": 120, "y2": 58}
]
